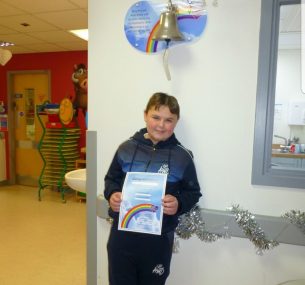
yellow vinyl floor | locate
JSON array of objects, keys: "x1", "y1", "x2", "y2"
[{"x1": 0, "y1": 185, "x2": 86, "y2": 285}]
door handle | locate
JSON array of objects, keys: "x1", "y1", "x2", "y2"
[{"x1": 96, "y1": 195, "x2": 110, "y2": 219}]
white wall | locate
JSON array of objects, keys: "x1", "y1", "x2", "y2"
[{"x1": 88, "y1": 0, "x2": 305, "y2": 284}]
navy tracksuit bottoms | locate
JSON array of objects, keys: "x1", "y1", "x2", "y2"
[{"x1": 107, "y1": 223, "x2": 175, "y2": 285}]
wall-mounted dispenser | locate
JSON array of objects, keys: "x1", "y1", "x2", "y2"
[{"x1": 288, "y1": 100, "x2": 305, "y2": 125}]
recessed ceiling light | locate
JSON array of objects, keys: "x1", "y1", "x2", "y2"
[
  {"x1": 69, "y1": 29, "x2": 88, "y2": 41},
  {"x1": 0, "y1": 41, "x2": 15, "y2": 47}
]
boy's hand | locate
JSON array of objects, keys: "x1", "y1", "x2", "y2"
[
  {"x1": 162, "y1": 194, "x2": 178, "y2": 215},
  {"x1": 109, "y1": 192, "x2": 122, "y2": 212}
]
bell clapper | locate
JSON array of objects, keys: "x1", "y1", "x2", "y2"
[
  {"x1": 163, "y1": 39, "x2": 171, "y2": 80},
  {"x1": 152, "y1": 0, "x2": 184, "y2": 81}
]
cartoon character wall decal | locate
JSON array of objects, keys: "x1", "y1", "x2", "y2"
[
  {"x1": 71, "y1": 63, "x2": 88, "y2": 116},
  {"x1": 71, "y1": 63, "x2": 88, "y2": 149}
]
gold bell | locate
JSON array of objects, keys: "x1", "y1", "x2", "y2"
[{"x1": 152, "y1": 4, "x2": 184, "y2": 42}]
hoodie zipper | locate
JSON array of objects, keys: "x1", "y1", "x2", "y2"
[{"x1": 145, "y1": 145, "x2": 156, "y2": 172}]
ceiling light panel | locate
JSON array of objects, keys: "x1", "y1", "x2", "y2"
[{"x1": 70, "y1": 29, "x2": 88, "y2": 41}]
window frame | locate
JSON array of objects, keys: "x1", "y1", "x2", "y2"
[{"x1": 251, "y1": 0, "x2": 304, "y2": 189}]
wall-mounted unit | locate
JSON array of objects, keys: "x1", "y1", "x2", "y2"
[{"x1": 288, "y1": 100, "x2": 305, "y2": 125}]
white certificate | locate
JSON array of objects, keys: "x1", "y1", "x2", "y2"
[{"x1": 118, "y1": 172, "x2": 167, "y2": 235}]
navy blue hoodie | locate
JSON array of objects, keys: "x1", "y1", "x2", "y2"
[{"x1": 104, "y1": 128, "x2": 202, "y2": 233}]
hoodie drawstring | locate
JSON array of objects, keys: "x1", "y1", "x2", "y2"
[
  {"x1": 129, "y1": 140, "x2": 173, "y2": 175},
  {"x1": 129, "y1": 142, "x2": 139, "y2": 172}
]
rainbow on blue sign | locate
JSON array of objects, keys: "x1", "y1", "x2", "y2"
[{"x1": 124, "y1": 0, "x2": 207, "y2": 53}]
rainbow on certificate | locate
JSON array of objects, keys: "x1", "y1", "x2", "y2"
[{"x1": 120, "y1": 203, "x2": 158, "y2": 229}]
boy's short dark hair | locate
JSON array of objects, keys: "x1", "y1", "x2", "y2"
[{"x1": 145, "y1": 92, "x2": 180, "y2": 119}]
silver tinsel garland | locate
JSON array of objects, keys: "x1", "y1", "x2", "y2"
[
  {"x1": 175, "y1": 205, "x2": 223, "y2": 242},
  {"x1": 283, "y1": 210, "x2": 305, "y2": 235},
  {"x1": 174, "y1": 205, "x2": 224, "y2": 252},
  {"x1": 174, "y1": 204, "x2": 280, "y2": 254},
  {"x1": 106, "y1": 204, "x2": 305, "y2": 255},
  {"x1": 229, "y1": 205, "x2": 279, "y2": 255}
]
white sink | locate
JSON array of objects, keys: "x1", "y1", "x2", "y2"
[{"x1": 65, "y1": 168, "x2": 86, "y2": 193}]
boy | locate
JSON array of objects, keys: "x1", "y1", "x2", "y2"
[{"x1": 104, "y1": 92, "x2": 202, "y2": 285}]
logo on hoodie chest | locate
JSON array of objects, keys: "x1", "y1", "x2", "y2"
[{"x1": 158, "y1": 163, "x2": 169, "y2": 174}]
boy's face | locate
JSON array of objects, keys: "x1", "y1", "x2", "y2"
[{"x1": 144, "y1": 105, "x2": 178, "y2": 144}]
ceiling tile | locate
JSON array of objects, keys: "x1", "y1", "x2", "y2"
[
  {"x1": 1, "y1": 0, "x2": 79, "y2": 13},
  {"x1": 55, "y1": 40, "x2": 88, "y2": 51},
  {"x1": 1, "y1": 33, "x2": 44, "y2": 44},
  {"x1": 35, "y1": 10, "x2": 87, "y2": 30},
  {"x1": 0, "y1": 15, "x2": 59, "y2": 32},
  {"x1": 0, "y1": 0, "x2": 88, "y2": 54},
  {"x1": 23, "y1": 42, "x2": 70, "y2": 52},
  {"x1": 27, "y1": 30, "x2": 84, "y2": 42},
  {"x1": 0, "y1": 25, "x2": 17, "y2": 34},
  {"x1": 0, "y1": 2, "x2": 25, "y2": 16},
  {"x1": 8, "y1": 45, "x2": 36, "y2": 54},
  {"x1": 69, "y1": 0, "x2": 88, "y2": 9}
]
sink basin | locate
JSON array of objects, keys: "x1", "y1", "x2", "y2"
[{"x1": 65, "y1": 168, "x2": 86, "y2": 193}]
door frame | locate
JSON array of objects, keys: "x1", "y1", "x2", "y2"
[{"x1": 7, "y1": 70, "x2": 51, "y2": 185}]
